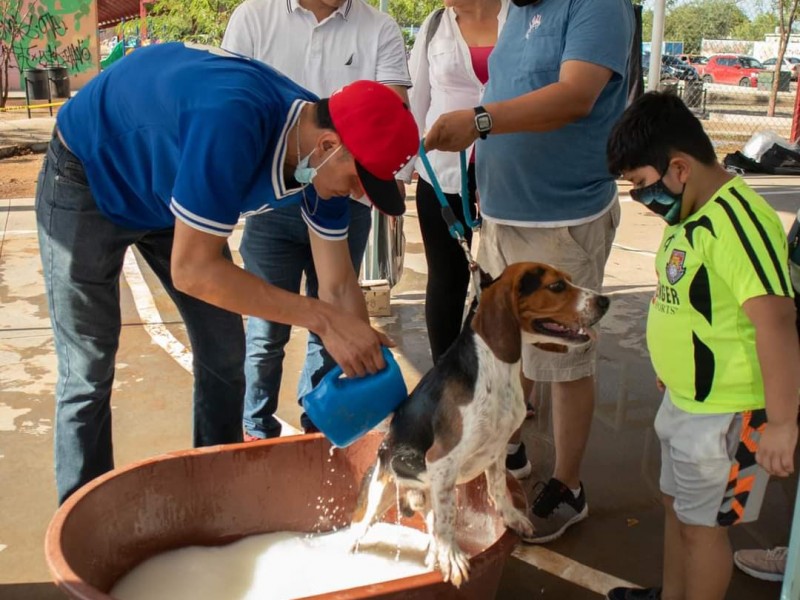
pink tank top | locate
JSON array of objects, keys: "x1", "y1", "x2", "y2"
[
  {"x1": 469, "y1": 46, "x2": 493, "y2": 162},
  {"x1": 469, "y1": 46, "x2": 493, "y2": 85}
]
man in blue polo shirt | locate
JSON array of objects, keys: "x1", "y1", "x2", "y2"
[
  {"x1": 38, "y1": 41, "x2": 418, "y2": 504},
  {"x1": 425, "y1": 0, "x2": 634, "y2": 543}
]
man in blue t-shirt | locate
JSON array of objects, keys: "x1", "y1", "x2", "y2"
[
  {"x1": 425, "y1": 0, "x2": 634, "y2": 543},
  {"x1": 38, "y1": 42, "x2": 418, "y2": 504}
]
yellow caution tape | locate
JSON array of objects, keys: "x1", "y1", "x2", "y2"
[{"x1": 0, "y1": 101, "x2": 66, "y2": 112}]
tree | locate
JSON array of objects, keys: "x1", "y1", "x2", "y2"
[
  {"x1": 147, "y1": 0, "x2": 241, "y2": 45},
  {"x1": 641, "y1": 8, "x2": 654, "y2": 43},
  {"x1": 364, "y1": 0, "x2": 440, "y2": 29},
  {"x1": 0, "y1": 0, "x2": 34, "y2": 108},
  {"x1": 732, "y1": 12, "x2": 779, "y2": 41},
  {"x1": 768, "y1": 0, "x2": 800, "y2": 117},
  {"x1": 664, "y1": 0, "x2": 748, "y2": 54}
]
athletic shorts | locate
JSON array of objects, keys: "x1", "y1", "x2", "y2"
[{"x1": 654, "y1": 392, "x2": 769, "y2": 527}]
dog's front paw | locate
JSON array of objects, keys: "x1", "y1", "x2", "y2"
[
  {"x1": 426, "y1": 538, "x2": 470, "y2": 588},
  {"x1": 502, "y1": 507, "x2": 534, "y2": 538}
]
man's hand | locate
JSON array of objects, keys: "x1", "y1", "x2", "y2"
[
  {"x1": 424, "y1": 109, "x2": 479, "y2": 153},
  {"x1": 757, "y1": 420, "x2": 798, "y2": 477},
  {"x1": 316, "y1": 307, "x2": 395, "y2": 378},
  {"x1": 656, "y1": 377, "x2": 665, "y2": 392}
]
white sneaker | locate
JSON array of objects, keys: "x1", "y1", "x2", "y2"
[{"x1": 734, "y1": 546, "x2": 787, "y2": 582}]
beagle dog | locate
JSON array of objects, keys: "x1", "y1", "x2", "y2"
[{"x1": 350, "y1": 262, "x2": 610, "y2": 587}]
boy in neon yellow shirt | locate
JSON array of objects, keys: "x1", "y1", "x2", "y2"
[{"x1": 605, "y1": 92, "x2": 800, "y2": 600}]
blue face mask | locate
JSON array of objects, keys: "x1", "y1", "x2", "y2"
[
  {"x1": 294, "y1": 145, "x2": 342, "y2": 185},
  {"x1": 630, "y1": 176, "x2": 685, "y2": 225}
]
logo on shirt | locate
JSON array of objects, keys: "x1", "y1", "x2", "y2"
[
  {"x1": 666, "y1": 249, "x2": 686, "y2": 285},
  {"x1": 525, "y1": 14, "x2": 542, "y2": 39},
  {"x1": 345, "y1": 53, "x2": 354, "y2": 66}
]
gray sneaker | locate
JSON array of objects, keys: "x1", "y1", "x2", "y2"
[
  {"x1": 734, "y1": 546, "x2": 787, "y2": 582},
  {"x1": 522, "y1": 478, "x2": 588, "y2": 544}
]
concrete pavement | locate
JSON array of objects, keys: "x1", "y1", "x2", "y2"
[{"x1": 1, "y1": 128, "x2": 798, "y2": 598}]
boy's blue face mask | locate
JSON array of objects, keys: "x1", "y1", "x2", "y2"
[{"x1": 630, "y1": 173, "x2": 685, "y2": 225}]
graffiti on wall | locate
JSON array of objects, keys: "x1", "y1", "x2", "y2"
[{"x1": 5, "y1": 0, "x2": 96, "y2": 77}]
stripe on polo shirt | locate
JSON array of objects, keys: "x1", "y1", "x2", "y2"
[
  {"x1": 379, "y1": 79, "x2": 412, "y2": 87},
  {"x1": 300, "y1": 210, "x2": 348, "y2": 241},
  {"x1": 170, "y1": 199, "x2": 236, "y2": 237}
]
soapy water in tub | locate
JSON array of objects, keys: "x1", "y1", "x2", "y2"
[{"x1": 111, "y1": 523, "x2": 434, "y2": 600}]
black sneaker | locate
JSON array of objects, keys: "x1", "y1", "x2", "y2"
[
  {"x1": 606, "y1": 587, "x2": 662, "y2": 600},
  {"x1": 300, "y1": 412, "x2": 320, "y2": 434},
  {"x1": 522, "y1": 477, "x2": 588, "y2": 544},
  {"x1": 505, "y1": 442, "x2": 532, "y2": 479}
]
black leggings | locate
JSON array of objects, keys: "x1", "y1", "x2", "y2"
[{"x1": 415, "y1": 164, "x2": 477, "y2": 363}]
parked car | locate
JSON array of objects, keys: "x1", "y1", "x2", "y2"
[
  {"x1": 662, "y1": 54, "x2": 699, "y2": 80},
  {"x1": 762, "y1": 56, "x2": 800, "y2": 81},
  {"x1": 701, "y1": 55, "x2": 764, "y2": 87},
  {"x1": 676, "y1": 54, "x2": 707, "y2": 66},
  {"x1": 643, "y1": 52, "x2": 699, "y2": 81}
]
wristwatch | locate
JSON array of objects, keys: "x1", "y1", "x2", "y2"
[{"x1": 473, "y1": 106, "x2": 493, "y2": 139}]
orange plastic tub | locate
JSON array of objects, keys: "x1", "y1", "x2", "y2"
[{"x1": 45, "y1": 432, "x2": 524, "y2": 599}]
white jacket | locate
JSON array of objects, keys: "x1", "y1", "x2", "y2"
[{"x1": 400, "y1": 2, "x2": 508, "y2": 193}]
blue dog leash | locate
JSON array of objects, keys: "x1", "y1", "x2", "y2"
[{"x1": 417, "y1": 139, "x2": 483, "y2": 298}]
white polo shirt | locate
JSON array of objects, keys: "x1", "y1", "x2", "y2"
[{"x1": 221, "y1": 0, "x2": 411, "y2": 98}]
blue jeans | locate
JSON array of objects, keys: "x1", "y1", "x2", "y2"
[
  {"x1": 239, "y1": 201, "x2": 371, "y2": 438},
  {"x1": 36, "y1": 134, "x2": 246, "y2": 504}
]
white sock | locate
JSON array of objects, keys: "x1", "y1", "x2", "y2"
[
  {"x1": 570, "y1": 486, "x2": 581, "y2": 498},
  {"x1": 506, "y1": 442, "x2": 521, "y2": 455}
]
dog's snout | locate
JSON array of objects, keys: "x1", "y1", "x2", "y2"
[{"x1": 596, "y1": 295, "x2": 610, "y2": 312}]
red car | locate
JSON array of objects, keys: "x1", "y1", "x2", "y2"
[{"x1": 700, "y1": 55, "x2": 764, "y2": 87}]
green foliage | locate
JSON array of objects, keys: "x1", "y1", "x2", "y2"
[
  {"x1": 732, "y1": 12, "x2": 779, "y2": 40},
  {"x1": 664, "y1": 0, "x2": 748, "y2": 54},
  {"x1": 147, "y1": 0, "x2": 241, "y2": 45},
  {"x1": 641, "y1": 9, "x2": 653, "y2": 42},
  {"x1": 364, "y1": 0, "x2": 441, "y2": 28}
]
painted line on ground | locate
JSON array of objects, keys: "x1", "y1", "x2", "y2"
[
  {"x1": 758, "y1": 189, "x2": 800, "y2": 196},
  {"x1": 2, "y1": 229, "x2": 37, "y2": 236},
  {"x1": 611, "y1": 242, "x2": 657, "y2": 256},
  {"x1": 122, "y1": 248, "x2": 301, "y2": 436},
  {"x1": 513, "y1": 545, "x2": 640, "y2": 597}
]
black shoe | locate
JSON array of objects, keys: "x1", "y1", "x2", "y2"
[
  {"x1": 606, "y1": 587, "x2": 661, "y2": 600},
  {"x1": 300, "y1": 412, "x2": 320, "y2": 434},
  {"x1": 505, "y1": 442, "x2": 532, "y2": 479},
  {"x1": 523, "y1": 477, "x2": 588, "y2": 544}
]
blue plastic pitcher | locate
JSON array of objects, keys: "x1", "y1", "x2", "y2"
[{"x1": 302, "y1": 347, "x2": 408, "y2": 447}]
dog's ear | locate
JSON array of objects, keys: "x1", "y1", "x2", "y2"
[
  {"x1": 472, "y1": 268, "x2": 522, "y2": 363},
  {"x1": 479, "y1": 267, "x2": 496, "y2": 290}
]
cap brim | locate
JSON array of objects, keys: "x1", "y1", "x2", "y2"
[{"x1": 355, "y1": 161, "x2": 405, "y2": 216}]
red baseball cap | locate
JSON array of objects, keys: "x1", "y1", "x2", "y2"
[{"x1": 328, "y1": 80, "x2": 419, "y2": 216}]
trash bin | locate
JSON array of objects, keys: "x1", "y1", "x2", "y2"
[
  {"x1": 361, "y1": 209, "x2": 405, "y2": 289},
  {"x1": 757, "y1": 70, "x2": 791, "y2": 92},
  {"x1": 23, "y1": 68, "x2": 49, "y2": 100},
  {"x1": 46, "y1": 66, "x2": 71, "y2": 98},
  {"x1": 683, "y1": 80, "x2": 703, "y2": 108}
]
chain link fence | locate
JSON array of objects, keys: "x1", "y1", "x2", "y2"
[{"x1": 663, "y1": 78, "x2": 796, "y2": 158}]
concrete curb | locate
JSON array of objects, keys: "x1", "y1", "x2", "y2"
[{"x1": 0, "y1": 142, "x2": 49, "y2": 159}]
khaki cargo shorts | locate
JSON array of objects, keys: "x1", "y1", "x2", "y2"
[{"x1": 476, "y1": 199, "x2": 620, "y2": 382}]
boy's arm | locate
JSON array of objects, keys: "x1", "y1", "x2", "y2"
[{"x1": 744, "y1": 294, "x2": 800, "y2": 477}]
